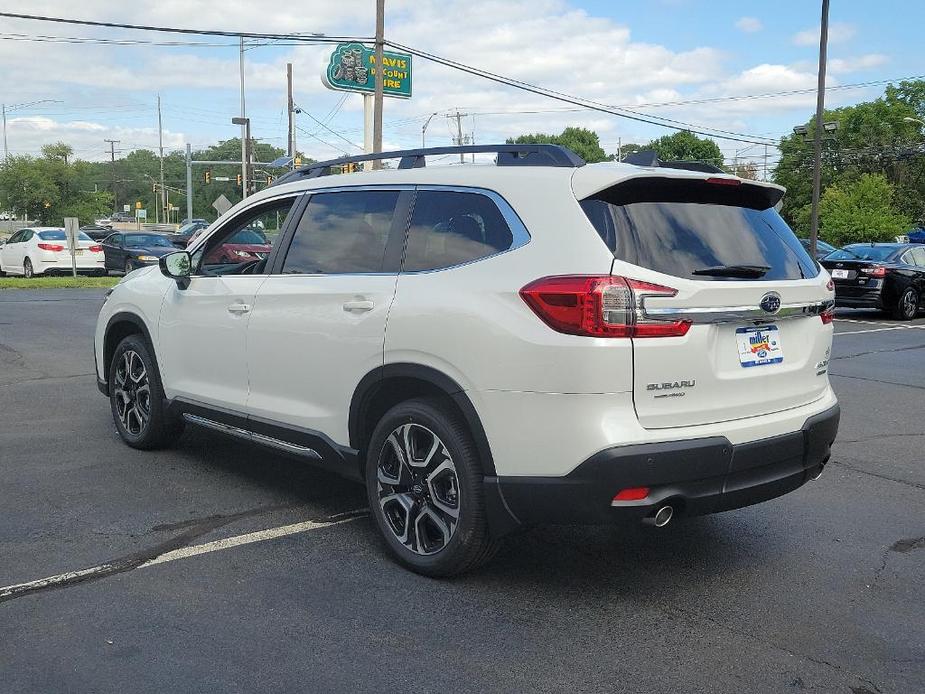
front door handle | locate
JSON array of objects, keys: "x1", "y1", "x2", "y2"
[
  {"x1": 227, "y1": 303, "x2": 252, "y2": 314},
  {"x1": 343, "y1": 300, "x2": 374, "y2": 313}
]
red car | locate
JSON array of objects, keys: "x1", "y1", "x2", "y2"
[{"x1": 203, "y1": 227, "x2": 272, "y2": 264}]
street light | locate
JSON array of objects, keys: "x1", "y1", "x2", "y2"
[
  {"x1": 2, "y1": 99, "x2": 62, "y2": 161},
  {"x1": 232, "y1": 117, "x2": 251, "y2": 198},
  {"x1": 421, "y1": 112, "x2": 440, "y2": 148}
]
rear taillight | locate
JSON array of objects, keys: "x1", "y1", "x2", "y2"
[
  {"x1": 37, "y1": 243, "x2": 64, "y2": 251},
  {"x1": 519, "y1": 275, "x2": 691, "y2": 338},
  {"x1": 89, "y1": 245, "x2": 102, "y2": 253},
  {"x1": 820, "y1": 308, "x2": 835, "y2": 325},
  {"x1": 860, "y1": 266, "x2": 887, "y2": 278}
]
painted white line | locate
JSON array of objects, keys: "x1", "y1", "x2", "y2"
[
  {"x1": 836, "y1": 326, "x2": 912, "y2": 336},
  {"x1": 140, "y1": 516, "x2": 360, "y2": 568},
  {"x1": 834, "y1": 318, "x2": 895, "y2": 325},
  {"x1": 0, "y1": 564, "x2": 118, "y2": 600},
  {"x1": 0, "y1": 514, "x2": 364, "y2": 599}
]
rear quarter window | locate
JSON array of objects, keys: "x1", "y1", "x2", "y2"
[
  {"x1": 403, "y1": 190, "x2": 515, "y2": 272},
  {"x1": 581, "y1": 180, "x2": 818, "y2": 282}
]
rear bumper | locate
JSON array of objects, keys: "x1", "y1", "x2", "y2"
[
  {"x1": 487, "y1": 404, "x2": 839, "y2": 528},
  {"x1": 834, "y1": 284, "x2": 884, "y2": 309}
]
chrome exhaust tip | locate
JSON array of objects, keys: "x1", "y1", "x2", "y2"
[{"x1": 643, "y1": 505, "x2": 674, "y2": 527}]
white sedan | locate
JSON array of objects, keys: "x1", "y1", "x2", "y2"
[{"x1": 0, "y1": 227, "x2": 105, "y2": 277}]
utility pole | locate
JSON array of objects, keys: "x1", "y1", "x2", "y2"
[
  {"x1": 448, "y1": 110, "x2": 469, "y2": 163},
  {"x1": 185, "y1": 143, "x2": 193, "y2": 224},
  {"x1": 618, "y1": 137, "x2": 622, "y2": 162},
  {"x1": 157, "y1": 95, "x2": 166, "y2": 225},
  {"x1": 809, "y1": 0, "x2": 830, "y2": 260},
  {"x1": 372, "y1": 0, "x2": 384, "y2": 166},
  {"x1": 2, "y1": 104, "x2": 7, "y2": 161},
  {"x1": 287, "y1": 63, "x2": 295, "y2": 169},
  {"x1": 104, "y1": 139, "x2": 120, "y2": 211},
  {"x1": 239, "y1": 36, "x2": 248, "y2": 198},
  {"x1": 764, "y1": 144, "x2": 769, "y2": 182}
]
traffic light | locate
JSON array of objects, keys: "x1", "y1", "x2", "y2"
[
  {"x1": 152, "y1": 182, "x2": 157, "y2": 193},
  {"x1": 204, "y1": 170, "x2": 212, "y2": 184},
  {"x1": 236, "y1": 173, "x2": 243, "y2": 186}
]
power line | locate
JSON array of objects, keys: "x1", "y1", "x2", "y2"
[
  {"x1": 295, "y1": 106, "x2": 364, "y2": 151},
  {"x1": 385, "y1": 40, "x2": 777, "y2": 145}
]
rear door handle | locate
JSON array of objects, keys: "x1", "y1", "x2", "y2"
[
  {"x1": 343, "y1": 300, "x2": 374, "y2": 313},
  {"x1": 227, "y1": 303, "x2": 252, "y2": 314}
]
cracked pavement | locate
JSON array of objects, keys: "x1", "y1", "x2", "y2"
[{"x1": 0, "y1": 290, "x2": 922, "y2": 693}]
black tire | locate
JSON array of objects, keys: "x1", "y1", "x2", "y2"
[
  {"x1": 23, "y1": 257, "x2": 33, "y2": 278},
  {"x1": 891, "y1": 287, "x2": 919, "y2": 320},
  {"x1": 109, "y1": 334, "x2": 184, "y2": 449},
  {"x1": 124, "y1": 259, "x2": 134, "y2": 275},
  {"x1": 365, "y1": 397, "x2": 499, "y2": 577}
]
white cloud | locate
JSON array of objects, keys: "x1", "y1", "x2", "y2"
[
  {"x1": 792, "y1": 22, "x2": 856, "y2": 47},
  {"x1": 735, "y1": 17, "x2": 763, "y2": 33},
  {"x1": 828, "y1": 53, "x2": 889, "y2": 74}
]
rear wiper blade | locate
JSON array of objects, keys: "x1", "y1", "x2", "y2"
[{"x1": 691, "y1": 264, "x2": 770, "y2": 278}]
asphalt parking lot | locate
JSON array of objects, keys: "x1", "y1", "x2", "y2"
[{"x1": 1, "y1": 289, "x2": 923, "y2": 693}]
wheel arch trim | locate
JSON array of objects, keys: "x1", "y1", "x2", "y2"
[
  {"x1": 101, "y1": 312, "x2": 158, "y2": 395},
  {"x1": 349, "y1": 363, "x2": 497, "y2": 477}
]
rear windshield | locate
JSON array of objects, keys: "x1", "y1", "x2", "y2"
[
  {"x1": 826, "y1": 246, "x2": 898, "y2": 261},
  {"x1": 581, "y1": 192, "x2": 818, "y2": 282},
  {"x1": 125, "y1": 234, "x2": 173, "y2": 248},
  {"x1": 38, "y1": 230, "x2": 92, "y2": 241}
]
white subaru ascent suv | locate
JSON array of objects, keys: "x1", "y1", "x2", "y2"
[{"x1": 94, "y1": 144, "x2": 839, "y2": 576}]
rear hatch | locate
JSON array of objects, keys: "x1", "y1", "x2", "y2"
[{"x1": 578, "y1": 174, "x2": 833, "y2": 429}]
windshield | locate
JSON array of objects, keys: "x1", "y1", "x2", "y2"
[
  {"x1": 825, "y1": 246, "x2": 899, "y2": 261},
  {"x1": 124, "y1": 234, "x2": 173, "y2": 248},
  {"x1": 581, "y1": 199, "x2": 818, "y2": 281},
  {"x1": 178, "y1": 222, "x2": 205, "y2": 234},
  {"x1": 38, "y1": 230, "x2": 92, "y2": 241},
  {"x1": 228, "y1": 228, "x2": 269, "y2": 245}
]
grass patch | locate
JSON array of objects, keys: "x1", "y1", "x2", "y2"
[{"x1": 0, "y1": 275, "x2": 121, "y2": 289}]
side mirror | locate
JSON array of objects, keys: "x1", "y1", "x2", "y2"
[{"x1": 159, "y1": 251, "x2": 192, "y2": 289}]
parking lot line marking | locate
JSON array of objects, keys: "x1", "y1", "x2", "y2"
[
  {"x1": 0, "y1": 511, "x2": 367, "y2": 602},
  {"x1": 139, "y1": 515, "x2": 363, "y2": 568},
  {"x1": 836, "y1": 326, "x2": 914, "y2": 336}
]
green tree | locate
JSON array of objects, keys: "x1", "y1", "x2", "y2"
[
  {"x1": 819, "y1": 173, "x2": 911, "y2": 246},
  {"x1": 644, "y1": 130, "x2": 723, "y2": 167},
  {"x1": 507, "y1": 126, "x2": 611, "y2": 162}
]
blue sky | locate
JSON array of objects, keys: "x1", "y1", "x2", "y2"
[{"x1": 0, "y1": 0, "x2": 920, "y2": 174}]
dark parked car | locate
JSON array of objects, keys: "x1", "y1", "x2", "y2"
[
  {"x1": 821, "y1": 243, "x2": 925, "y2": 320},
  {"x1": 80, "y1": 224, "x2": 114, "y2": 241},
  {"x1": 799, "y1": 238, "x2": 838, "y2": 260},
  {"x1": 169, "y1": 221, "x2": 210, "y2": 248},
  {"x1": 101, "y1": 232, "x2": 177, "y2": 274}
]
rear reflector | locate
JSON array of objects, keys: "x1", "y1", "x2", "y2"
[
  {"x1": 613, "y1": 487, "x2": 650, "y2": 502},
  {"x1": 820, "y1": 308, "x2": 835, "y2": 325},
  {"x1": 37, "y1": 243, "x2": 64, "y2": 251},
  {"x1": 520, "y1": 275, "x2": 691, "y2": 338},
  {"x1": 826, "y1": 279, "x2": 834, "y2": 291}
]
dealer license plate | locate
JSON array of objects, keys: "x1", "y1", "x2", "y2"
[{"x1": 736, "y1": 325, "x2": 783, "y2": 368}]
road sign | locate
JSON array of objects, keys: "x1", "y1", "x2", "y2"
[
  {"x1": 123, "y1": 204, "x2": 131, "y2": 213},
  {"x1": 212, "y1": 194, "x2": 232, "y2": 216},
  {"x1": 136, "y1": 209, "x2": 147, "y2": 220},
  {"x1": 135, "y1": 201, "x2": 142, "y2": 209},
  {"x1": 322, "y1": 42, "x2": 412, "y2": 98},
  {"x1": 214, "y1": 176, "x2": 231, "y2": 182},
  {"x1": 64, "y1": 217, "x2": 79, "y2": 278}
]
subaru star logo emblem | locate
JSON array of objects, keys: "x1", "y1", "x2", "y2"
[{"x1": 759, "y1": 292, "x2": 782, "y2": 314}]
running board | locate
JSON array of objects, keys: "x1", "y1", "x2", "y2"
[{"x1": 182, "y1": 413, "x2": 323, "y2": 460}]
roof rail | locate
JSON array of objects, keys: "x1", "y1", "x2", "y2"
[
  {"x1": 622, "y1": 150, "x2": 726, "y2": 174},
  {"x1": 270, "y1": 144, "x2": 585, "y2": 186}
]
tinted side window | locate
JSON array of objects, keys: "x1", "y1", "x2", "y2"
[
  {"x1": 7, "y1": 231, "x2": 23, "y2": 243},
  {"x1": 281, "y1": 190, "x2": 399, "y2": 274},
  {"x1": 21, "y1": 230, "x2": 33, "y2": 242},
  {"x1": 911, "y1": 247, "x2": 925, "y2": 266},
  {"x1": 199, "y1": 198, "x2": 295, "y2": 273},
  {"x1": 403, "y1": 191, "x2": 515, "y2": 272}
]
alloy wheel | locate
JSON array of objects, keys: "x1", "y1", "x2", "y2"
[
  {"x1": 901, "y1": 289, "x2": 917, "y2": 318},
  {"x1": 376, "y1": 423, "x2": 460, "y2": 556},
  {"x1": 113, "y1": 349, "x2": 151, "y2": 436}
]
